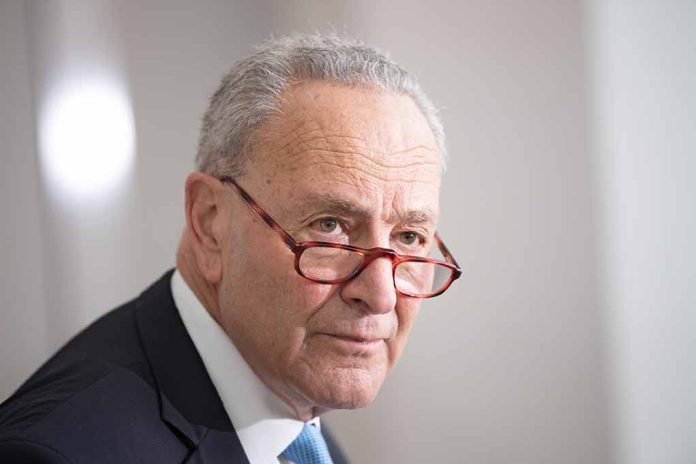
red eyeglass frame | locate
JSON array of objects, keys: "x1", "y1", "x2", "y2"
[{"x1": 219, "y1": 176, "x2": 462, "y2": 298}]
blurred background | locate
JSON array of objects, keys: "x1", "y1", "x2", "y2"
[{"x1": 1, "y1": 1, "x2": 694, "y2": 463}]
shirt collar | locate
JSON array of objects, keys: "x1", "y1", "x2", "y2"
[{"x1": 171, "y1": 270, "x2": 319, "y2": 464}]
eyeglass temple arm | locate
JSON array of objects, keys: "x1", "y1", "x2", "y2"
[
  {"x1": 219, "y1": 176, "x2": 297, "y2": 250},
  {"x1": 435, "y1": 232, "x2": 461, "y2": 269}
]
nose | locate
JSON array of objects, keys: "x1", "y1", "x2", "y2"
[{"x1": 339, "y1": 255, "x2": 397, "y2": 314}]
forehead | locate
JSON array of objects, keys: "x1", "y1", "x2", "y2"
[{"x1": 245, "y1": 81, "x2": 442, "y2": 219}]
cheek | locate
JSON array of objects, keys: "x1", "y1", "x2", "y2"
[
  {"x1": 388, "y1": 299, "x2": 421, "y2": 365},
  {"x1": 224, "y1": 247, "x2": 337, "y2": 345},
  {"x1": 237, "y1": 224, "x2": 335, "y2": 312}
]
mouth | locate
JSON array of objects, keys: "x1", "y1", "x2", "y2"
[
  {"x1": 318, "y1": 333, "x2": 385, "y2": 353},
  {"x1": 331, "y1": 334, "x2": 382, "y2": 344}
]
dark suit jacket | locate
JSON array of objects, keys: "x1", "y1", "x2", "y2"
[{"x1": 0, "y1": 270, "x2": 348, "y2": 463}]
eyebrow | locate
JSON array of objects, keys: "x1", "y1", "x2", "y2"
[{"x1": 299, "y1": 193, "x2": 437, "y2": 225}]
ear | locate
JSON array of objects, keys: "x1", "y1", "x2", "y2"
[{"x1": 184, "y1": 172, "x2": 227, "y2": 284}]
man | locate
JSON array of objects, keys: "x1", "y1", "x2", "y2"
[{"x1": 0, "y1": 34, "x2": 460, "y2": 463}]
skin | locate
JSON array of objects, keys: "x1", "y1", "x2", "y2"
[{"x1": 177, "y1": 80, "x2": 442, "y2": 421}]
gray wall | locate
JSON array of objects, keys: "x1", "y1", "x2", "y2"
[
  {"x1": 2, "y1": 1, "x2": 693, "y2": 463},
  {"x1": 0, "y1": 0, "x2": 49, "y2": 397},
  {"x1": 591, "y1": 1, "x2": 696, "y2": 463}
]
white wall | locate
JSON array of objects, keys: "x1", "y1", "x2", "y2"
[
  {"x1": 0, "y1": 1, "x2": 616, "y2": 463},
  {"x1": 27, "y1": 0, "x2": 147, "y2": 352},
  {"x1": 591, "y1": 1, "x2": 696, "y2": 463},
  {"x1": 0, "y1": 0, "x2": 49, "y2": 399}
]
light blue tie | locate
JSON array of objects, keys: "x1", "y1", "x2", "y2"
[{"x1": 281, "y1": 423, "x2": 334, "y2": 464}]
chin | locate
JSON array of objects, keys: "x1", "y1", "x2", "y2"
[{"x1": 299, "y1": 365, "x2": 386, "y2": 411}]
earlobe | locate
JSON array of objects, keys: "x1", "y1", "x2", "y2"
[{"x1": 184, "y1": 172, "x2": 225, "y2": 283}]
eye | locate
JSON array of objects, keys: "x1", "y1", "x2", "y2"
[
  {"x1": 399, "y1": 231, "x2": 420, "y2": 245},
  {"x1": 318, "y1": 218, "x2": 338, "y2": 233},
  {"x1": 399, "y1": 232, "x2": 418, "y2": 245},
  {"x1": 310, "y1": 217, "x2": 347, "y2": 236},
  {"x1": 306, "y1": 216, "x2": 351, "y2": 243}
]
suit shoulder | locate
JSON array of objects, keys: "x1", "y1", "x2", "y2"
[
  {"x1": 0, "y1": 272, "x2": 190, "y2": 462},
  {"x1": 0, "y1": 366, "x2": 187, "y2": 463},
  {"x1": 0, "y1": 347, "x2": 137, "y2": 439},
  {"x1": 0, "y1": 439, "x2": 72, "y2": 463},
  {"x1": 0, "y1": 298, "x2": 151, "y2": 440}
]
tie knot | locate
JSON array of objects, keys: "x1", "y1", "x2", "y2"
[{"x1": 281, "y1": 423, "x2": 334, "y2": 464}]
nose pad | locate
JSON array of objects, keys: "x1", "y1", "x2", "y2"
[{"x1": 340, "y1": 254, "x2": 397, "y2": 314}]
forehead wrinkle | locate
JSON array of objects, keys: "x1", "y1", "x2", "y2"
[
  {"x1": 289, "y1": 152, "x2": 440, "y2": 185},
  {"x1": 262, "y1": 130, "x2": 440, "y2": 182},
  {"x1": 261, "y1": 127, "x2": 331, "y2": 159},
  {"x1": 257, "y1": 79, "x2": 442, "y2": 170},
  {"x1": 265, "y1": 127, "x2": 370, "y2": 159},
  {"x1": 259, "y1": 115, "x2": 439, "y2": 173},
  {"x1": 289, "y1": 145, "x2": 438, "y2": 170},
  {"x1": 318, "y1": 163, "x2": 431, "y2": 185},
  {"x1": 277, "y1": 129, "x2": 436, "y2": 161},
  {"x1": 290, "y1": 177, "x2": 439, "y2": 226},
  {"x1": 276, "y1": 129, "x2": 438, "y2": 168}
]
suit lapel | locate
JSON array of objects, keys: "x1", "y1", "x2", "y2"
[
  {"x1": 134, "y1": 270, "x2": 250, "y2": 464},
  {"x1": 183, "y1": 429, "x2": 251, "y2": 464}
]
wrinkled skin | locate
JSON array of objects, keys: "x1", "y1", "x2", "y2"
[{"x1": 179, "y1": 80, "x2": 442, "y2": 420}]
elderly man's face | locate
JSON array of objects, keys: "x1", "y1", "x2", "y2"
[{"x1": 217, "y1": 81, "x2": 442, "y2": 417}]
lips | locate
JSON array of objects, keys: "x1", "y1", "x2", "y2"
[
  {"x1": 317, "y1": 332, "x2": 386, "y2": 354},
  {"x1": 328, "y1": 334, "x2": 383, "y2": 344}
]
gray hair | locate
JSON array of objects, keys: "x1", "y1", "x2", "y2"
[{"x1": 196, "y1": 33, "x2": 446, "y2": 177}]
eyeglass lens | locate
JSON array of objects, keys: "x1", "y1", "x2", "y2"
[{"x1": 298, "y1": 246, "x2": 454, "y2": 297}]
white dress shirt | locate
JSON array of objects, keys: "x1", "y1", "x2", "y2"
[{"x1": 171, "y1": 270, "x2": 319, "y2": 464}]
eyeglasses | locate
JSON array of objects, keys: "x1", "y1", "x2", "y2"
[{"x1": 219, "y1": 176, "x2": 461, "y2": 298}]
